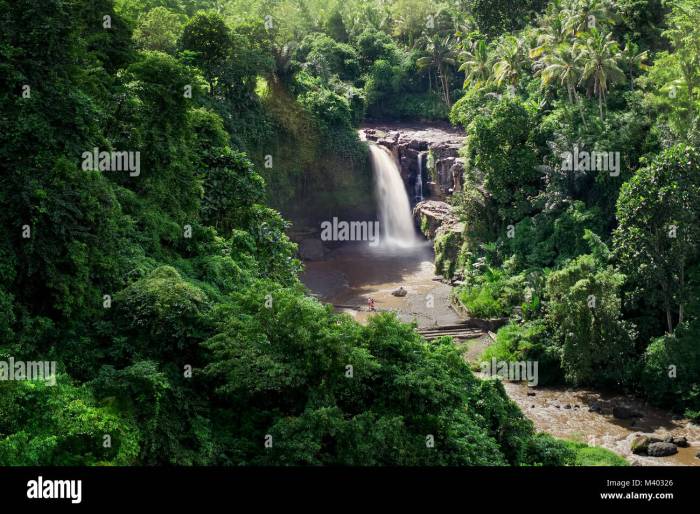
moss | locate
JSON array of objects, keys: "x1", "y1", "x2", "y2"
[{"x1": 434, "y1": 229, "x2": 463, "y2": 278}]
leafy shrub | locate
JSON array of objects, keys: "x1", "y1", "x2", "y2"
[
  {"x1": 456, "y1": 266, "x2": 524, "y2": 318},
  {"x1": 641, "y1": 321, "x2": 700, "y2": 416},
  {"x1": 482, "y1": 321, "x2": 563, "y2": 386},
  {"x1": 546, "y1": 251, "x2": 636, "y2": 387}
]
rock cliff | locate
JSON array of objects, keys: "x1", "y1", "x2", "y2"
[{"x1": 361, "y1": 123, "x2": 466, "y2": 202}]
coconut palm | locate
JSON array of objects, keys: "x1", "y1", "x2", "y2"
[
  {"x1": 562, "y1": 0, "x2": 613, "y2": 36},
  {"x1": 416, "y1": 34, "x2": 457, "y2": 106},
  {"x1": 578, "y1": 28, "x2": 625, "y2": 119},
  {"x1": 458, "y1": 39, "x2": 491, "y2": 89},
  {"x1": 492, "y1": 35, "x2": 528, "y2": 87},
  {"x1": 530, "y1": 15, "x2": 569, "y2": 60},
  {"x1": 619, "y1": 36, "x2": 648, "y2": 90},
  {"x1": 540, "y1": 42, "x2": 588, "y2": 124},
  {"x1": 541, "y1": 43, "x2": 583, "y2": 104}
]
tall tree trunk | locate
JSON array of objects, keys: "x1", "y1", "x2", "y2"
[
  {"x1": 679, "y1": 264, "x2": 685, "y2": 325},
  {"x1": 574, "y1": 90, "x2": 586, "y2": 126}
]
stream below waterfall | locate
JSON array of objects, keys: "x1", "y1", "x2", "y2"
[
  {"x1": 299, "y1": 124, "x2": 699, "y2": 466},
  {"x1": 301, "y1": 244, "x2": 700, "y2": 466}
]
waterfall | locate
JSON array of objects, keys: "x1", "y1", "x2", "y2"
[
  {"x1": 368, "y1": 143, "x2": 420, "y2": 248},
  {"x1": 415, "y1": 151, "x2": 426, "y2": 203}
]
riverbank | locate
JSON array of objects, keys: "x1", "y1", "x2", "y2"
[
  {"x1": 300, "y1": 240, "x2": 700, "y2": 466},
  {"x1": 300, "y1": 242, "x2": 462, "y2": 328}
]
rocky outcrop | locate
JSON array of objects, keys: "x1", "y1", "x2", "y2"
[
  {"x1": 630, "y1": 435, "x2": 662, "y2": 455},
  {"x1": 629, "y1": 432, "x2": 689, "y2": 457},
  {"x1": 413, "y1": 200, "x2": 459, "y2": 239},
  {"x1": 412, "y1": 200, "x2": 465, "y2": 279},
  {"x1": 647, "y1": 442, "x2": 678, "y2": 457},
  {"x1": 362, "y1": 124, "x2": 465, "y2": 202}
]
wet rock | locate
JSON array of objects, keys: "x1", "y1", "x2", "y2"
[
  {"x1": 647, "y1": 442, "x2": 678, "y2": 457},
  {"x1": 363, "y1": 125, "x2": 466, "y2": 198},
  {"x1": 588, "y1": 402, "x2": 602, "y2": 413},
  {"x1": 630, "y1": 435, "x2": 661, "y2": 455},
  {"x1": 564, "y1": 404, "x2": 572, "y2": 409},
  {"x1": 299, "y1": 239, "x2": 325, "y2": 261},
  {"x1": 672, "y1": 436, "x2": 689, "y2": 448},
  {"x1": 696, "y1": 451, "x2": 700, "y2": 459},
  {"x1": 526, "y1": 391, "x2": 536, "y2": 397},
  {"x1": 613, "y1": 406, "x2": 642, "y2": 419},
  {"x1": 413, "y1": 200, "x2": 458, "y2": 239},
  {"x1": 391, "y1": 286, "x2": 407, "y2": 297}
]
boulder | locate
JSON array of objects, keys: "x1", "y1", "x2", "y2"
[
  {"x1": 392, "y1": 286, "x2": 408, "y2": 297},
  {"x1": 672, "y1": 436, "x2": 689, "y2": 448},
  {"x1": 647, "y1": 442, "x2": 678, "y2": 457},
  {"x1": 588, "y1": 402, "x2": 602, "y2": 413},
  {"x1": 630, "y1": 435, "x2": 662, "y2": 455}
]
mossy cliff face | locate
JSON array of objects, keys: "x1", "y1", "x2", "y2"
[
  {"x1": 248, "y1": 81, "x2": 376, "y2": 229},
  {"x1": 414, "y1": 200, "x2": 466, "y2": 279}
]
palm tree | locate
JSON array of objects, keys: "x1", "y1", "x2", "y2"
[
  {"x1": 562, "y1": 0, "x2": 612, "y2": 36},
  {"x1": 578, "y1": 28, "x2": 625, "y2": 119},
  {"x1": 530, "y1": 15, "x2": 569, "y2": 60},
  {"x1": 458, "y1": 39, "x2": 491, "y2": 89},
  {"x1": 619, "y1": 36, "x2": 648, "y2": 90},
  {"x1": 492, "y1": 35, "x2": 527, "y2": 87},
  {"x1": 416, "y1": 34, "x2": 457, "y2": 106},
  {"x1": 541, "y1": 43, "x2": 583, "y2": 104},
  {"x1": 540, "y1": 43, "x2": 588, "y2": 124}
]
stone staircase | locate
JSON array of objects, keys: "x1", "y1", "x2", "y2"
[{"x1": 416, "y1": 324, "x2": 485, "y2": 341}]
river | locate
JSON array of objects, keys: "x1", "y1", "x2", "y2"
[{"x1": 301, "y1": 240, "x2": 700, "y2": 466}]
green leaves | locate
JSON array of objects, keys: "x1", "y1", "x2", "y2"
[{"x1": 614, "y1": 144, "x2": 700, "y2": 333}]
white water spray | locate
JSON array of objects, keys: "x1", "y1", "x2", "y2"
[
  {"x1": 368, "y1": 142, "x2": 421, "y2": 248},
  {"x1": 415, "y1": 151, "x2": 426, "y2": 203}
]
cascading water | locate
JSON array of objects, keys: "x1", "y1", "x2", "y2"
[
  {"x1": 415, "y1": 151, "x2": 426, "y2": 203},
  {"x1": 368, "y1": 142, "x2": 421, "y2": 248}
]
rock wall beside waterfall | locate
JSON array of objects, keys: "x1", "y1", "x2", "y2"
[
  {"x1": 361, "y1": 123, "x2": 466, "y2": 202},
  {"x1": 413, "y1": 200, "x2": 465, "y2": 279}
]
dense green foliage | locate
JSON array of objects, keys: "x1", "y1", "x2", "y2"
[
  {"x1": 4, "y1": 0, "x2": 697, "y2": 468},
  {"x1": 0, "y1": 0, "x2": 583, "y2": 466},
  {"x1": 443, "y1": 0, "x2": 700, "y2": 418}
]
